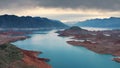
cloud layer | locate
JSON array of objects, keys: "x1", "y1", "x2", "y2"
[
  {"x1": 37, "y1": 0, "x2": 120, "y2": 11},
  {"x1": 0, "y1": 0, "x2": 120, "y2": 22},
  {"x1": 0, "y1": 0, "x2": 120, "y2": 11}
]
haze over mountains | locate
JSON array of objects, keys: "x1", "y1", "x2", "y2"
[
  {"x1": 75, "y1": 17, "x2": 120, "y2": 28},
  {"x1": 0, "y1": 14, "x2": 120, "y2": 29},
  {"x1": 0, "y1": 15, "x2": 68, "y2": 29}
]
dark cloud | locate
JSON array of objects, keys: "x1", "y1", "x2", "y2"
[
  {"x1": 36, "y1": 0, "x2": 120, "y2": 11},
  {"x1": 0, "y1": 0, "x2": 37, "y2": 10},
  {"x1": 0, "y1": 0, "x2": 120, "y2": 11}
]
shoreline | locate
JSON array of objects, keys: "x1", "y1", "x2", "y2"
[
  {"x1": 58, "y1": 26, "x2": 120, "y2": 63},
  {"x1": 21, "y1": 49, "x2": 51, "y2": 68},
  {"x1": 0, "y1": 31, "x2": 52, "y2": 68}
]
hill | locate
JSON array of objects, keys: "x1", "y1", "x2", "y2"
[
  {"x1": 0, "y1": 14, "x2": 68, "y2": 29},
  {"x1": 75, "y1": 17, "x2": 120, "y2": 28}
]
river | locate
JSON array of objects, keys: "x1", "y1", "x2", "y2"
[{"x1": 13, "y1": 30, "x2": 120, "y2": 68}]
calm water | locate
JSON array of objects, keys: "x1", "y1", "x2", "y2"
[
  {"x1": 13, "y1": 30, "x2": 120, "y2": 68},
  {"x1": 81, "y1": 27, "x2": 120, "y2": 31}
]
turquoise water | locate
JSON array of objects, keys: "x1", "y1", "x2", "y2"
[{"x1": 13, "y1": 30, "x2": 120, "y2": 68}]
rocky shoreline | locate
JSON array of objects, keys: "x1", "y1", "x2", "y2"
[
  {"x1": 21, "y1": 49, "x2": 51, "y2": 68},
  {"x1": 0, "y1": 31, "x2": 51, "y2": 68},
  {"x1": 58, "y1": 26, "x2": 120, "y2": 63}
]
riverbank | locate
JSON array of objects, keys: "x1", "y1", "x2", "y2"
[
  {"x1": 0, "y1": 31, "x2": 51, "y2": 68},
  {"x1": 58, "y1": 26, "x2": 120, "y2": 63}
]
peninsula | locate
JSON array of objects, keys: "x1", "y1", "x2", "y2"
[
  {"x1": 0, "y1": 31, "x2": 51, "y2": 68},
  {"x1": 58, "y1": 26, "x2": 120, "y2": 63}
]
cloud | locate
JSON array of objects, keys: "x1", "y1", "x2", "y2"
[
  {"x1": 36, "y1": 0, "x2": 120, "y2": 11},
  {"x1": 0, "y1": 0, "x2": 120, "y2": 22},
  {"x1": 0, "y1": 0, "x2": 120, "y2": 11},
  {"x1": 0, "y1": 0, "x2": 37, "y2": 10}
]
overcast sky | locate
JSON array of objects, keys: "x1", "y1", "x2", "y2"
[{"x1": 0, "y1": 0, "x2": 120, "y2": 23}]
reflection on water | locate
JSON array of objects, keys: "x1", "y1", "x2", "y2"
[
  {"x1": 13, "y1": 30, "x2": 120, "y2": 68},
  {"x1": 81, "y1": 27, "x2": 119, "y2": 31}
]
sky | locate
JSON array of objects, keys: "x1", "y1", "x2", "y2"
[{"x1": 0, "y1": 0, "x2": 120, "y2": 23}]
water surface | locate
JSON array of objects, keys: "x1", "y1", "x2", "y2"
[{"x1": 13, "y1": 30, "x2": 120, "y2": 68}]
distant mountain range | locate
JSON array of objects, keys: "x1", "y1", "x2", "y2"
[
  {"x1": 75, "y1": 17, "x2": 120, "y2": 28},
  {"x1": 0, "y1": 15, "x2": 68, "y2": 29}
]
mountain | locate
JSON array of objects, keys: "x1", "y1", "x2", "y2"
[
  {"x1": 75, "y1": 17, "x2": 120, "y2": 28},
  {"x1": 0, "y1": 14, "x2": 68, "y2": 29}
]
